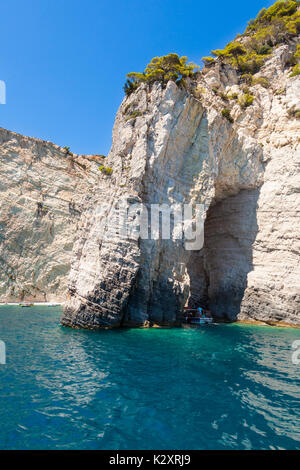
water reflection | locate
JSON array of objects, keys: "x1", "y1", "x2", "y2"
[{"x1": 0, "y1": 307, "x2": 299, "y2": 450}]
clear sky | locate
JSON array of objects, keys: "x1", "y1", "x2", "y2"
[{"x1": 0, "y1": 0, "x2": 275, "y2": 156}]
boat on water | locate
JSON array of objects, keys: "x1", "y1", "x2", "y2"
[
  {"x1": 182, "y1": 306, "x2": 213, "y2": 326},
  {"x1": 19, "y1": 303, "x2": 34, "y2": 308}
]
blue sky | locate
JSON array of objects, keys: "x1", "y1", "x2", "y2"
[{"x1": 0, "y1": 0, "x2": 275, "y2": 155}]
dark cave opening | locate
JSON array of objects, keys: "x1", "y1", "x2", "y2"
[{"x1": 187, "y1": 189, "x2": 260, "y2": 321}]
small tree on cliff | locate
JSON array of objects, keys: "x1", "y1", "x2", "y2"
[
  {"x1": 212, "y1": 42, "x2": 247, "y2": 69},
  {"x1": 124, "y1": 53, "x2": 199, "y2": 95}
]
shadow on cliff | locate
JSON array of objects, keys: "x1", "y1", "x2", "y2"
[{"x1": 187, "y1": 188, "x2": 260, "y2": 321}]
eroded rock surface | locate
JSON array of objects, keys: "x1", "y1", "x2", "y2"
[{"x1": 0, "y1": 128, "x2": 101, "y2": 302}]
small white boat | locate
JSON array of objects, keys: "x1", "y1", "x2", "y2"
[
  {"x1": 182, "y1": 306, "x2": 213, "y2": 326},
  {"x1": 190, "y1": 317, "x2": 213, "y2": 325}
]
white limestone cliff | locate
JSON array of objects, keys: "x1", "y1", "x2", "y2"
[
  {"x1": 0, "y1": 128, "x2": 101, "y2": 302},
  {"x1": 61, "y1": 44, "x2": 300, "y2": 328}
]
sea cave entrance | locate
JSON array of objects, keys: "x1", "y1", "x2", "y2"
[{"x1": 186, "y1": 188, "x2": 259, "y2": 321}]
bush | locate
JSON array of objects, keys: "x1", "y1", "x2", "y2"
[
  {"x1": 274, "y1": 87, "x2": 286, "y2": 95},
  {"x1": 221, "y1": 108, "x2": 234, "y2": 123},
  {"x1": 257, "y1": 44, "x2": 273, "y2": 55},
  {"x1": 211, "y1": 41, "x2": 247, "y2": 67},
  {"x1": 209, "y1": 2, "x2": 300, "y2": 76},
  {"x1": 243, "y1": 86, "x2": 251, "y2": 94},
  {"x1": 247, "y1": 1, "x2": 299, "y2": 30},
  {"x1": 293, "y1": 109, "x2": 300, "y2": 118},
  {"x1": 98, "y1": 165, "x2": 113, "y2": 175},
  {"x1": 241, "y1": 73, "x2": 253, "y2": 85},
  {"x1": 289, "y1": 64, "x2": 300, "y2": 76},
  {"x1": 238, "y1": 93, "x2": 255, "y2": 108},
  {"x1": 238, "y1": 52, "x2": 265, "y2": 73},
  {"x1": 252, "y1": 76, "x2": 270, "y2": 88},
  {"x1": 202, "y1": 56, "x2": 216, "y2": 66},
  {"x1": 228, "y1": 92, "x2": 238, "y2": 100},
  {"x1": 123, "y1": 79, "x2": 139, "y2": 96},
  {"x1": 288, "y1": 44, "x2": 300, "y2": 66},
  {"x1": 63, "y1": 146, "x2": 72, "y2": 155},
  {"x1": 125, "y1": 110, "x2": 143, "y2": 121},
  {"x1": 294, "y1": 44, "x2": 300, "y2": 61},
  {"x1": 257, "y1": 1, "x2": 298, "y2": 22},
  {"x1": 218, "y1": 91, "x2": 229, "y2": 101},
  {"x1": 124, "y1": 53, "x2": 199, "y2": 95},
  {"x1": 288, "y1": 106, "x2": 300, "y2": 118}
]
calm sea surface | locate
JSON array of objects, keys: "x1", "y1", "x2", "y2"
[{"x1": 0, "y1": 306, "x2": 299, "y2": 450}]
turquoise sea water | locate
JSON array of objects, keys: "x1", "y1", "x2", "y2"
[{"x1": 0, "y1": 306, "x2": 299, "y2": 450}]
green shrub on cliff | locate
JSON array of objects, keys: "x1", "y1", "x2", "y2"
[
  {"x1": 221, "y1": 108, "x2": 234, "y2": 123},
  {"x1": 238, "y1": 93, "x2": 255, "y2": 108},
  {"x1": 123, "y1": 2, "x2": 300, "y2": 96},
  {"x1": 288, "y1": 44, "x2": 300, "y2": 73},
  {"x1": 202, "y1": 56, "x2": 216, "y2": 66},
  {"x1": 246, "y1": 1, "x2": 300, "y2": 36},
  {"x1": 228, "y1": 91, "x2": 239, "y2": 100},
  {"x1": 124, "y1": 53, "x2": 199, "y2": 95},
  {"x1": 209, "y1": 2, "x2": 300, "y2": 75},
  {"x1": 294, "y1": 44, "x2": 300, "y2": 59},
  {"x1": 292, "y1": 108, "x2": 300, "y2": 118},
  {"x1": 98, "y1": 165, "x2": 113, "y2": 175},
  {"x1": 123, "y1": 79, "x2": 139, "y2": 96},
  {"x1": 288, "y1": 105, "x2": 300, "y2": 118},
  {"x1": 63, "y1": 146, "x2": 73, "y2": 155},
  {"x1": 212, "y1": 42, "x2": 247, "y2": 66},
  {"x1": 211, "y1": 43, "x2": 266, "y2": 74},
  {"x1": 241, "y1": 73, "x2": 254, "y2": 85},
  {"x1": 289, "y1": 63, "x2": 300, "y2": 76},
  {"x1": 125, "y1": 110, "x2": 144, "y2": 121},
  {"x1": 252, "y1": 76, "x2": 270, "y2": 87}
]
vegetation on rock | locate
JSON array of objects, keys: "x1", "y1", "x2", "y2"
[
  {"x1": 238, "y1": 93, "x2": 255, "y2": 108},
  {"x1": 63, "y1": 146, "x2": 73, "y2": 156},
  {"x1": 221, "y1": 108, "x2": 234, "y2": 123},
  {"x1": 203, "y1": 1, "x2": 300, "y2": 75},
  {"x1": 240, "y1": 74, "x2": 270, "y2": 87},
  {"x1": 251, "y1": 76, "x2": 270, "y2": 88},
  {"x1": 125, "y1": 111, "x2": 143, "y2": 121},
  {"x1": 124, "y1": 53, "x2": 199, "y2": 95},
  {"x1": 288, "y1": 44, "x2": 300, "y2": 75},
  {"x1": 228, "y1": 92, "x2": 239, "y2": 100},
  {"x1": 290, "y1": 63, "x2": 300, "y2": 75},
  {"x1": 201, "y1": 56, "x2": 216, "y2": 66},
  {"x1": 98, "y1": 165, "x2": 113, "y2": 175},
  {"x1": 123, "y1": 2, "x2": 299, "y2": 97},
  {"x1": 122, "y1": 102, "x2": 144, "y2": 120},
  {"x1": 288, "y1": 105, "x2": 300, "y2": 117}
]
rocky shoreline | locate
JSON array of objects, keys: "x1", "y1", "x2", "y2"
[{"x1": 0, "y1": 302, "x2": 64, "y2": 306}]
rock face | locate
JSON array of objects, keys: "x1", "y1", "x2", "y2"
[
  {"x1": 61, "y1": 43, "x2": 300, "y2": 328},
  {"x1": 0, "y1": 128, "x2": 101, "y2": 302}
]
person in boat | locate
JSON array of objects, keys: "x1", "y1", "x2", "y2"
[{"x1": 197, "y1": 306, "x2": 204, "y2": 317}]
